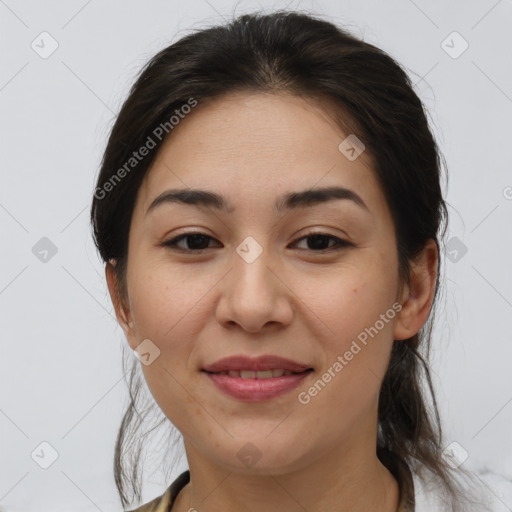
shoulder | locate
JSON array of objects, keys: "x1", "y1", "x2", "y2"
[
  {"x1": 124, "y1": 487, "x2": 171, "y2": 512},
  {"x1": 412, "y1": 462, "x2": 512, "y2": 512},
  {"x1": 124, "y1": 470, "x2": 190, "y2": 512},
  {"x1": 477, "y1": 470, "x2": 512, "y2": 511}
]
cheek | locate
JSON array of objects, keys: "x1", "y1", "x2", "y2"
[
  {"x1": 303, "y1": 263, "x2": 397, "y2": 343},
  {"x1": 299, "y1": 265, "x2": 397, "y2": 398},
  {"x1": 128, "y1": 261, "x2": 210, "y2": 342},
  {"x1": 130, "y1": 275, "x2": 202, "y2": 431},
  {"x1": 125, "y1": 267, "x2": 193, "y2": 385}
]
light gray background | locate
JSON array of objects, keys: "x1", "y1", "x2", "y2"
[{"x1": 1, "y1": 0, "x2": 511, "y2": 511}]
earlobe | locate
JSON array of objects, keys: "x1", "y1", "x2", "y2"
[
  {"x1": 105, "y1": 260, "x2": 135, "y2": 343},
  {"x1": 392, "y1": 239, "x2": 439, "y2": 341}
]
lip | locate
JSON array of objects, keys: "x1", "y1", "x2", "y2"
[
  {"x1": 201, "y1": 354, "x2": 314, "y2": 402},
  {"x1": 204, "y1": 371, "x2": 313, "y2": 402},
  {"x1": 202, "y1": 354, "x2": 313, "y2": 373}
]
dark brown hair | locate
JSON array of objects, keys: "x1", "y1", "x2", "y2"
[{"x1": 90, "y1": 10, "x2": 487, "y2": 511}]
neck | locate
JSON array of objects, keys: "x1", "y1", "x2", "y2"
[{"x1": 174, "y1": 439, "x2": 400, "y2": 512}]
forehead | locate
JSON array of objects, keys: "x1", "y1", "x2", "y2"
[{"x1": 135, "y1": 91, "x2": 384, "y2": 217}]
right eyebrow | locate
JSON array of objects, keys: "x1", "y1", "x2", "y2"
[{"x1": 146, "y1": 185, "x2": 370, "y2": 216}]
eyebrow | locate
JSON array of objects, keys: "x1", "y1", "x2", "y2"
[{"x1": 146, "y1": 186, "x2": 369, "y2": 216}]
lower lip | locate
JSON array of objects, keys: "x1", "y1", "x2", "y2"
[{"x1": 203, "y1": 370, "x2": 312, "y2": 402}]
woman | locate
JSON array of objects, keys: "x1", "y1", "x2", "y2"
[{"x1": 90, "y1": 10, "x2": 507, "y2": 512}]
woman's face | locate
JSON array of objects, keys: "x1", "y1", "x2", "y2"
[{"x1": 109, "y1": 91, "x2": 418, "y2": 475}]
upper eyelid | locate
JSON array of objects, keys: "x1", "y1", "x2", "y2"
[{"x1": 163, "y1": 231, "x2": 350, "y2": 250}]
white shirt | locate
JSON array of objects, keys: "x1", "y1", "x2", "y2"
[{"x1": 412, "y1": 464, "x2": 512, "y2": 512}]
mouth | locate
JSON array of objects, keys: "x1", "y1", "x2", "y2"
[
  {"x1": 201, "y1": 354, "x2": 314, "y2": 374},
  {"x1": 201, "y1": 354, "x2": 314, "y2": 402},
  {"x1": 202, "y1": 368, "x2": 313, "y2": 402},
  {"x1": 203, "y1": 368, "x2": 313, "y2": 378}
]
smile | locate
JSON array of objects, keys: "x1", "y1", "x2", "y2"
[
  {"x1": 209, "y1": 369, "x2": 301, "y2": 378},
  {"x1": 203, "y1": 369, "x2": 313, "y2": 402}
]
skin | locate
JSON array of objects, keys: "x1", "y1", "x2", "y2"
[{"x1": 106, "y1": 91, "x2": 438, "y2": 512}]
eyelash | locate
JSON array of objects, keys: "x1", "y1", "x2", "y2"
[{"x1": 161, "y1": 231, "x2": 352, "y2": 253}]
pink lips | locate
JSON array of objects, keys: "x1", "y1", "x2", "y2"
[
  {"x1": 202, "y1": 354, "x2": 312, "y2": 373},
  {"x1": 202, "y1": 354, "x2": 313, "y2": 402}
]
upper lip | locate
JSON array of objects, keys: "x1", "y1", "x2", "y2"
[{"x1": 202, "y1": 355, "x2": 313, "y2": 373}]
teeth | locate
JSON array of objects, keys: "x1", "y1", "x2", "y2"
[{"x1": 217, "y1": 369, "x2": 297, "y2": 378}]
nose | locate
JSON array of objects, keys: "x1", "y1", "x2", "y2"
[{"x1": 215, "y1": 243, "x2": 294, "y2": 334}]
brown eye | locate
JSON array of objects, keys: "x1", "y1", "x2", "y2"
[
  {"x1": 162, "y1": 232, "x2": 220, "y2": 251},
  {"x1": 162, "y1": 231, "x2": 351, "y2": 253},
  {"x1": 291, "y1": 233, "x2": 351, "y2": 252}
]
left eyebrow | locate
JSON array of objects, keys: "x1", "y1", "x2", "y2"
[{"x1": 145, "y1": 186, "x2": 370, "y2": 216}]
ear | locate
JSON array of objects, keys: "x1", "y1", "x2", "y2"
[
  {"x1": 393, "y1": 239, "x2": 439, "y2": 340},
  {"x1": 105, "y1": 259, "x2": 137, "y2": 350}
]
